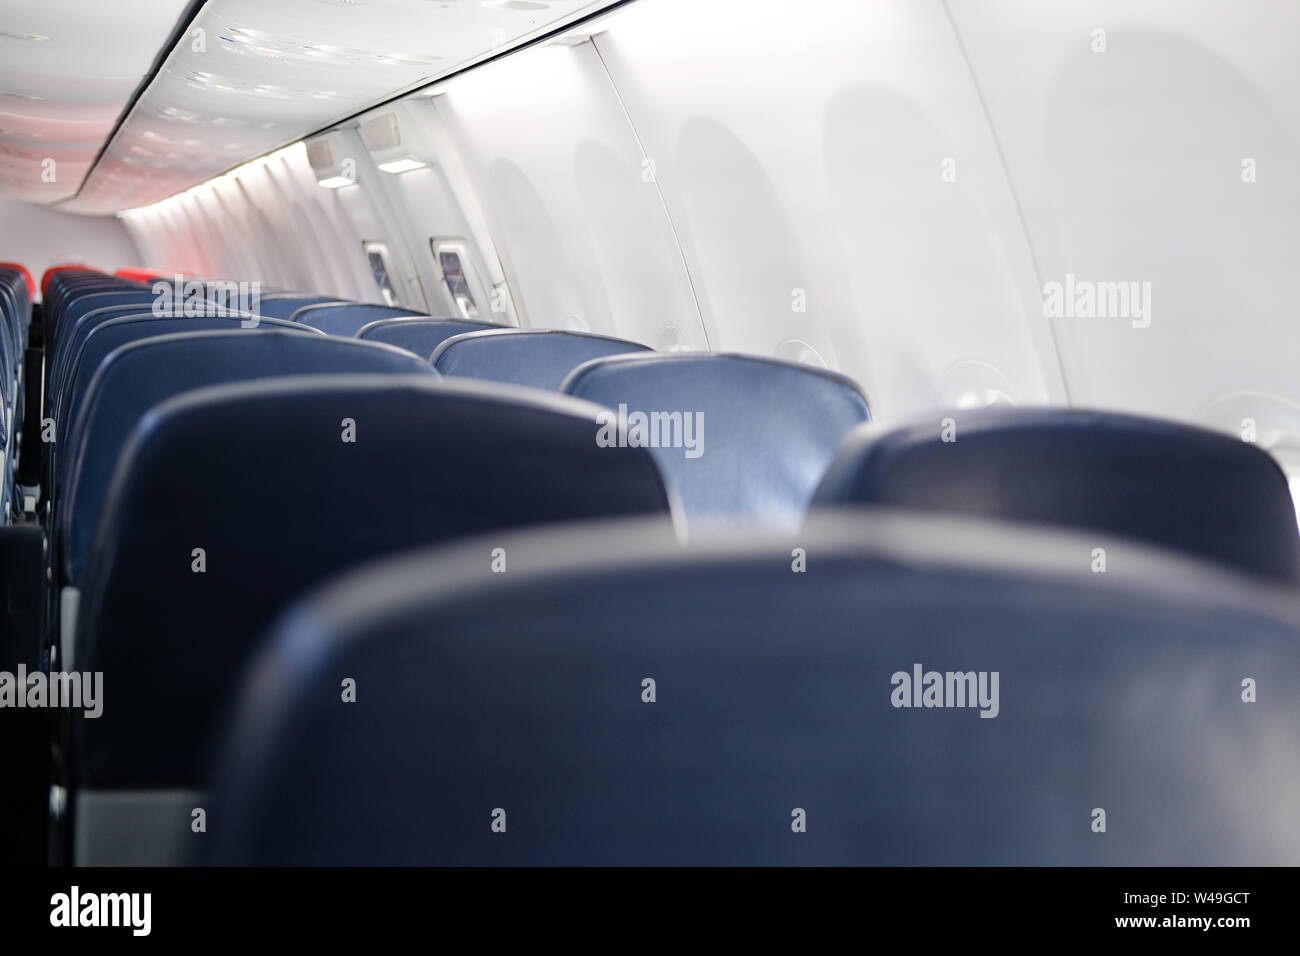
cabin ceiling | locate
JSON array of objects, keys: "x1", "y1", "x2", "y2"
[
  {"x1": 0, "y1": 0, "x2": 620, "y2": 215},
  {"x1": 0, "y1": 0, "x2": 191, "y2": 206}
]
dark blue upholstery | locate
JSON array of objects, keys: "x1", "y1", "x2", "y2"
[
  {"x1": 48, "y1": 306, "x2": 181, "y2": 434},
  {"x1": 73, "y1": 375, "x2": 673, "y2": 788},
  {"x1": 432, "y1": 328, "x2": 648, "y2": 390},
  {"x1": 813, "y1": 407, "x2": 1300, "y2": 584},
  {"x1": 291, "y1": 302, "x2": 427, "y2": 336},
  {"x1": 0, "y1": 267, "x2": 28, "y2": 356},
  {"x1": 60, "y1": 331, "x2": 429, "y2": 585},
  {"x1": 204, "y1": 510, "x2": 1300, "y2": 865},
  {"x1": 49, "y1": 290, "x2": 156, "y2": 371},
  {"x1": 563, "y1": 352, "x2": 870, "y2": 530},
  {"x1": 49, "y1": 295, "x2": 160, "y2": 395},
  {"x1": 253, "y1": 293, "x2": 343, "y2": 319},
  {"x1": 46, "y1": 279, "x2": 140, "y2": 327},
  {"x1": 355, "y1": 317, "x2": 505, "y2": 358},
  {"x1": 54, "y1": 315, "x2": 311, "y2": 500}
]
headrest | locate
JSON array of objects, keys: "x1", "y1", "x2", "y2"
[
  {"x1": 46, "y1": 279, "x2": 141, "y2": 319},
  {"x1": 73, "y1": 375, "x2": 673, "y2": 788},
  {"x1": 813, "y1": 406, "x2": 1300, "y2": 583},
  {"x1": 0, "y1": 262, "x2": 35, "y2": 300},
  {"x1": 432, "y1": 328, "x2": 649, "y2": 390},
  {"x1": 356, "y1": 317, "x2": 506, "y2": 358},
  {"x1": 48, "y1": 290, "x2": 159, "y2": 373},
  {"x1": 41, "y1": 265, "x2": 98, "y2": 297},
  {"x1": 49, "y1": 304, "x2": 181, "y2": 400},
  {"x1": 61, "y1": 330, "x2": 431, "y2": 585},
  {"x1": 203, "y1": 509, "x2": 1300, "y2": 864},
  {"x1": 56, "y1": 314, "x2": 313, "y2": 488},
  {"x1": 562, "y1": 352, "x2": 870, "y2": 530},
  {"x1": 291, "y1": 302, "x2": 427, "y2": 336},
  {"x1": 253, "y1": 293, "x2": 343, "y2": 319}
]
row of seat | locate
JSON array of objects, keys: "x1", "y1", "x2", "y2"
[
  {"x1": 0, "y1": 263, "x2": 34, "y2": 520},
  {"x1": 342, "y1": 314, "x2": 1300, "y2": 583},
  {"x1": 21, "y1": 264, "x2": 1300, "y2": 866},
  {"x1": 202, "y1": 509, "x2": 1300, "y2": 865},
  {"x1": 30, "y1": 269, "x2": 679, "y2": 863}
]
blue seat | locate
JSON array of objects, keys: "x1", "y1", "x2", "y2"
[
  {"x1": 0, "y1": 267, "x2": 29, "y2": 354},
  {"x1": 45, "y1": 277, "x2": 138, "y2": 325},
  {"x1": 72, "y1": 375, "x2": 672, "y2": 790},
  {"x1": 50, "y1": 286, "x2": 151, "y2": 343},
  {"x1": 204, "y1": 510, "x2": 1300, "y2": 865},
  {"x1": 432, "y1": 328, "x2": 648, "y2": 390},
  {"x1": 356, "y1": 316, "x2": 506, "y2": 359},
  {"x1": 49, "y1": 304, "x2": 193, "y2": 416},
  {"x1": 52, "y1": 315, "x2": 311, "y2": 503},
  {"x1": 48, "y1": 293, "x2": 160, "y2": 395},
  {"x1": 59, "y1": 330, "x2": 428, "y2": 586},
  {"x1": 813, "y1": 406, "x2": 1300, "y2": 584},
  {"x1": 563, "y1": 352, "x2": 870, "y2": 531},
  {"x1": 253, "y1": 293, "x2": 343, "y2": 319},
  {"x1": 291, "y1": 302, "x2": 427, "y2": 337}
]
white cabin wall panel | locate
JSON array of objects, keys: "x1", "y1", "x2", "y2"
[
  {"x1": 120, "y1": 211, "x2": 167, "y2": 275},
  {"x1": 123, "y1": 144, "x2": 378, "y2": 298},
  {"x1": 185, "y1": 193, "x2": 244, "y2": 280},
  {"x1": 374, "y1": 163, "x2": 465, "y2": 316},
  {"x1": 166, "y1": 200, "x2": 215, "y2": 277},
  {"x1": 947, "y1": 0, "x2": 1300, "y2": 447},
  {"x1": 366, "y1": 102, "x2": 492, "y2": 318},
  {"x1": 327, "y1": 127, "x2": 430, "y2": 309},
  {"x1": 265, "y1": 151, "x2": 374, "y2": 302},
  {"x1": 407, "y1": 98, "x2": 520, "y2": 325},
  {"x1": 433, "y1": 41, "x2": 705, "y2": 347},
  {"x1": 223, "y1": 173, "x2": 316, "y2": 292},
  {"x1": 153, "y1": 203, "x2": 195, "y2": 278},
  {"x1": 0, "y1": 200, "x2": 141, "y2": 292},
  {"x1": 333, "y1": 185, "x2": 394, "y2": 305},
  {"x1": 592, "y1": 0, "x2": 1062, "y2": 417},
  {"x1": 204, "y1": 181, "x2": 279, "y2": 287}
]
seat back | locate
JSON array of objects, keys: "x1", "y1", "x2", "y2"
[
  {"x1": 292, "y1": 302, "x2": 427, "y2": 336},
  {"x1": 55, "y1": 315, "x2": 310, "y2": 498},
  {"x1": 432, "y1": 328, "x2": 648, "y2": 390},
  {"x1": 73, "y1": 375, "x2": 673, "y2": 789},
  {"x1": 356, "y1": 316, "x2": 505, "y2": 358},
  {"x1": 563, "y1": 352, "x2": 870, "y2": 530},
  {"x1": 253, "y1": 293, "x2": 343, "y2": 319},
  {"x1": 60, "y1": 331, "x2": 428, "y2": 585},
  {"x1": 49, "y1": 292, "x2": 159, "y2": 388},
  {"x1": 0, "y1": 262, "x2": 36, "y2": 300},
  {"x1": 813, "y1": 407, "x2": 1300, "y2": 583},
  {"x1": 204, "y1": 510, "x2": 1300, "y2": 865}
]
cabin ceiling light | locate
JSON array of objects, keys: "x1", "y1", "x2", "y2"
[
  {"x1": 376, "y1": 157, "x2": 426, "y2": 173},
  {"x1": 317, "y1": 175, "x2": 354, "y2": 188}
]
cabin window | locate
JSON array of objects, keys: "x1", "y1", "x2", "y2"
[
  {"x1": 430, "y1": 238, "x2": 487, "y2": 319},
  {"x1": 362, "y1": 240, "x2": 399, "y2": 306}
]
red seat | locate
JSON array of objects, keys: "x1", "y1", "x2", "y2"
[
  {"x1": 0, "y1": 262, "x2": 35, "y2": 299},
  {"x1": 40, "y1": 264, "x2": 96, "y2": 298}
]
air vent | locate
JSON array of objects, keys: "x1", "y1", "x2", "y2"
[
  {"x1": 359, "y1": 113, "x2": 402, "y2": 153},
  {"x1": 305, "y1": 137, "x2": 334, "y2": 175}
]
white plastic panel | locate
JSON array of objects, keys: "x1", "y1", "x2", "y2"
[
  {"x1": 432, "y1": 40, "x2": 704, "y2": 345},
  {"x1": 68, "y1": 0, "x2": 622, "y2": 213},
  {"x1": 0, "y1": 198, "x2": 140, "y2": 287},
  {"x1": 591, "y1": 0, "x2": 1063, "y2": 416},
  {"x1": 121, "y1": 141, "x2": 382, "y2": 300},
  {"x1": 355, "y1": 103, "x2": 493, "y2": 318},
  {"x1": 946, "y1": 0, "x2": 1300, "y2": 462},
  {"x1": 0, "y1": 0, "x2": 189, "y2": 204}
]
